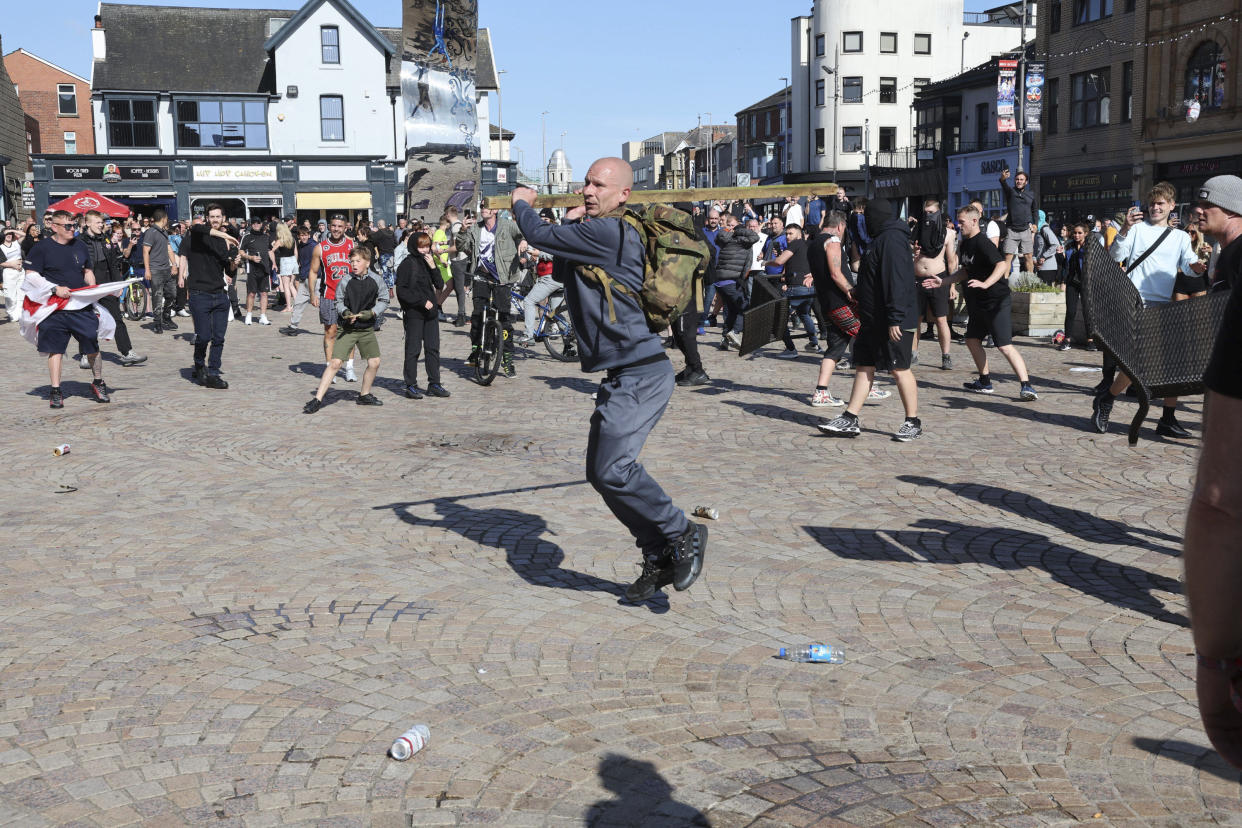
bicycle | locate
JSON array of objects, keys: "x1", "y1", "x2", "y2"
[
  {"x1": 121, "y1": 279, "x2": 149, "y2": 321},
  {"x1": 471, "y1": 274, "x2": 507, "y2": 385},
  {"x1": 508, "y1": 284, "x2": 578, "y2": 363}
]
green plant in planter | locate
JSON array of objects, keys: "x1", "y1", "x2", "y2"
[{"x1": 1010, "y1": 272, "x2": 1061, "y2": 293}]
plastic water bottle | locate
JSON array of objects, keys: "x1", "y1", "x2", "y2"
[
  {"x1": 777, "y1": 644, "x2": 844, "y2": 663},
  {"x1": 389, "y1": 724, "x2": 430, "y2": 760}
]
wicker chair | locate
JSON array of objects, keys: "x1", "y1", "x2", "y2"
[{"x1": 1080, "y1": 241, "x2": 1231, "y2": 445}]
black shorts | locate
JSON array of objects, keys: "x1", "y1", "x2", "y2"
[
  {"x1": 1174, "y1": 273, "x2": 1209, "y2": 296},
  {"x1": 247, "y1": 269, "x2": 272, "y2": 297},
  {"x1": 964, "y1": 293, "x2": 1014, "y2": 347},
  {"x1": 852, "y1": 327, "x2": 914, "y2": 371},
  {"x1": 918, "y1": 277, "x2": 951, "y2": 318},
  {"x1": 821, "y1": 322, "x2": 851, "y2": 362},
  {"x1": 37, "y1": 307, "x2": 100, "y2": 356}
]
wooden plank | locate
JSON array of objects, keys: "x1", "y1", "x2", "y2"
[{"x1": 482, "y1": 183, "x2": 838, "y2": 210}]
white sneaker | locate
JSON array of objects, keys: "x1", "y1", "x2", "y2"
[
  {"x1": 258, "y1": 314, "x2": 271, "y2": 325},
  {"x1": 79, "y1": 355, "x2": 91, "y2": 369},
  {"x1": 810, "y1": 389, "x2": 845, "y2": 407},
  {"x1": 344, "y1": 360, "x2": 357, "y2": 382},
  {"x1": 176, "y1": 308, "x2": 191, "y2": 317},
  {"x1": 244, "y1": 313, "x2": 253, "y2": 325},
  {"x1": 725, "y1": 330, "x2": 743, "y2": 349}
]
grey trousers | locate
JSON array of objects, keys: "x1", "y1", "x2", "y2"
[
  {"x1": 586, "y1": 357, "x2": 688, "y2": 558},
  {"x1": 150, "y1": 269, "x2": 176, "y2": 318},
  {"x1": 289, "y1": 280, "x2": 312, "y2": 327}
]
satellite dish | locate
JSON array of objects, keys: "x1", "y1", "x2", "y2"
[{"x1": 1186, "y1": 99, "x2": 1201, "y2": 123}]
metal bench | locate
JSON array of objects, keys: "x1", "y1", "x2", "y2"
[{"x1": 1080, "y1": 240, "x2": 1231, "y2": 445}]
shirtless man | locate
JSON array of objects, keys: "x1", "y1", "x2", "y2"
[{"x1": 912, "y1": 199, "x2": 959, "y2": 370}]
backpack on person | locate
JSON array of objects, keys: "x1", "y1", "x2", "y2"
[
  {"x1": 578, "y1": 204, "x2": 711, "y2": 332},
  {"x1": 914, "y1": 209, "x2": 947, "y2": 258}
]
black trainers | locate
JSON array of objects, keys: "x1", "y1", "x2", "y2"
[
  {"x1": 203, "y1": 375, "x2": 228, "y2": 389},
  {"x1": 502, "y1": 357, "x2": 516, "y2": 378},
  {"x1": 668, "y1": 522, "x2": 708, "y2": 592},
  {"x1": 818, "y1": 413, "x2": 861, "y2": 436},
  {"x1": 405, "y1": 384, "x2": 425, "y2": 399},
  {"x1": 426, "y1": 383, "x2": 451, "y2": 398},
  {"x1": 893, "y1": 418, "x2": 923, "y2": 442},
  {"x1": 356, "y1": 393, "x2": 383, "y2": 406},
  {"x1": 963, "y1": 378, "x2": 994, "y2": 394},
  {"x1": 49, "y1": 387, "x2": 63, "y2": 409},
  {"x1": 624, "y1": 555, "x2": 675, "y2": 603},
  {"x1": 1091, "y1": 393, "x2": 1114, "y2": 434},
  {"x1": 91, "y1": 379, "x2": 111, "y2": 403},
  {"x1": 677, "y1": 369, "x2": 710, "y2": 387},
  {"x1": 162, "y1": 316, "x2": 178, "y2": 331},
  {"x1": 1156, "y1": 417, "x2": 1191, "y2": 439},
  {"x1": 303, "y1": 397, "x2": 323, "y2": 414},
  {"x1": 192, "y1": 365, "x2": 205, "y2": 384}
]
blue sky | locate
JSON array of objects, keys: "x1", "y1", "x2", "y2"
[{"x1": 3, "y1": 0, "x2": 998, "y2": 180}]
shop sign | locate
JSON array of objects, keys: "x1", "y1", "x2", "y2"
[
  {"x1": 21, "y1": 180, "x2": 34, "y2": 209},
  {"x1": 193, "y1": 165, "x2": 278, "y2": 182},
  {"x1": 52, "y1": 163, "x2": 170, "y2": 182},
  {"x1": 1157, "y1": 157, "x2": 1242, "y2": 179}
]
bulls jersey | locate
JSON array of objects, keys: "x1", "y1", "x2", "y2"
[{"x1": 318, "y1": 236, "x2": 354, "y2": 299}]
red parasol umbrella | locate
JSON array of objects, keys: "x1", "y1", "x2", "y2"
[{"x1": 47, "y1": 190, "x2": 131, "y2": 218}]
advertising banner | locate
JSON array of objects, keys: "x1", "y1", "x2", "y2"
[
  {"x1": 997, "y1": 59, "x2": 1018, "y2": 133},
  {"x1": 1024, "y1": 61, "x2": 1045, "y2": 132},
  {"x1": 402, "y1": 0, "x2": 479, "y2": 216},
  {"x1": 52, "y1": 163, "x2": 171, "y2": 182}
]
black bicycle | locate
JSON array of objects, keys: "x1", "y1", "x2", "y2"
[{"x1": 472, "y1": 274, "x2": 507, "y2": 385}]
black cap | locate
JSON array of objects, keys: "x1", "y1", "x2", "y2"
[
  {"x1": 864, "y1": 199, "x2": 894, "y2": 237},
  {"x1": 539, "y1": 207, "x2": 556, "y2": 220}
]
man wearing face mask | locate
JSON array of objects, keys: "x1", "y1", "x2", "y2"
[{"x1": 911, "y1": 198, "x2": 957, "y2": 370}]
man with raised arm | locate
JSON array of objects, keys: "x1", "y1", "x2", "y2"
[{"x1": 508, "y1": 158, "x2": 707, "y2": 605}]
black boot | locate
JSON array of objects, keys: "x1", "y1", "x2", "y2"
[{"x1": 162, "y1": 313, "x2": 178, "y2": 331}]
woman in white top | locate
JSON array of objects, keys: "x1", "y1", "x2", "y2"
[{"x1": 1, "y1": 226, "x2": 27, "y2": 321}]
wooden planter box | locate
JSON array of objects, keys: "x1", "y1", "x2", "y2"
[{"x1": 1012, "y1": 291, "x2": 1065, "y2": 336}]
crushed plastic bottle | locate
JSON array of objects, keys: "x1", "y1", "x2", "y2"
[
  {"x1": 777, "y1": 644, "x2": 844, "y2": 663},
  {"x1": 389, "y1": 724, "x2": 430, "y2": 760},
  {"x1": 693, "y1": 506, "x2": 720, "y2": 521}
]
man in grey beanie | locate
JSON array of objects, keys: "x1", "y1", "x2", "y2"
[{"x1": 1198, "y1": 174, "x2": 1242, "y2": 290}]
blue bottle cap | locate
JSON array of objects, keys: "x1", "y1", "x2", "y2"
[{"x1": 778, "y1": 648, "x2": 787, "y2": 657}]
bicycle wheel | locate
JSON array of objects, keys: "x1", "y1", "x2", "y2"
[
  {"x1": 476, "y1": 318, "x2": 503, "y2": 385},
  {"x1": 542, "y1": 314, "x2": 578, "y2": 362},
  {"x1": 125, "y1": 283, "x2": 148, "y2": 320}
]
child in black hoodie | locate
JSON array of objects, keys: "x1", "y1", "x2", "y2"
[{"x1": 395, "y1": 232, "x2": 450, "y2": 398}]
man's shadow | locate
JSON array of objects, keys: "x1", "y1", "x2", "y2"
[
  {"x1": 586, "y1": 752, "x2": 711, "y2": 826},
  {"x1": 528, "y1": 375, "x2": 597, "y2": 395},
  {"x1": 377, "y1": 499, "x2": 669, "y2": 613},
  {"x1": 1131, "y1": 737, "x2": 1242, "y2": 783},
  {"x1": 805, "y1": 518, "x2": 1186, "y2": 627},
  {"x1": 897, "y1": 475, "x2": 1182, "y2": 556}
]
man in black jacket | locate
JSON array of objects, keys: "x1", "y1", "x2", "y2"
[
  {"x1": 818, "y1": 199, "x2": 922, "y2": 441},
  {"x1": 81, "y1": 210, "x2": 146, "y2": 366},
  {"x1": 394, "y1": 231, "x2": 450, "y2": 399},
  {"x1": 713, "y1": 215, "x2": 758, "y2": 351}
]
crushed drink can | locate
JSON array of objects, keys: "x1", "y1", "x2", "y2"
[
  {"x1": 389, "y1": 724, "x2": 429, "y2": 761},
  {"x1": 693, "y1": 506, "x2": 719, "y2": 521},
  {"x1": 53, "y1": 444, "x2": 71, "y2": 456}
]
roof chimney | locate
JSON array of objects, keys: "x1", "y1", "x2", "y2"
[{"x1": 92, "y1": 16, "x2": 106, "y2": 60}]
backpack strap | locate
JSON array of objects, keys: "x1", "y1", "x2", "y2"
[{"x1": 1123, "y1": 227, "x2": 1173, "y2": 275}]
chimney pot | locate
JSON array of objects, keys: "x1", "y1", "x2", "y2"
[{"x1": 94, "y1": 14, "x2": 102, "y2": 27}]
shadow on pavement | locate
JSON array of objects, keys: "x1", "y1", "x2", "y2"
[
  {"x1": 586, "y1": 753, "x2": 711, "y2": 826},
  {"x1": 1131, "y1": 737, "x2": 1242, "y2": 783},
  {"x1": 897, "y1": 475, "x2": 1182, "y2": 555},
  {"x1": 528, "y1": 375, "x2": 597, "y2": 395},
  {"x1": 804, "y1": 518, "x2": 1186, "y2": 627},
  {"x1": 377, "y1": 498, "x2": 669, "y2": 614}
]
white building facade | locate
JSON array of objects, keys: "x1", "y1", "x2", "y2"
[{"x1": 789, "y1": 0, "x2": 1030, "y2": 186}]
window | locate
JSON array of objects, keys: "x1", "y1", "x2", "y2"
[
  {"x1": 176, "y1": 99, "x2": 268, "y2": 148},
  {"x1": 57, "y1": 84, "x2": 77, "y2": 116},
  {"x1": 1185, "y1": 41, "x2": 1227, "y2": 110},
  {"x1": 749, "y1": 114, "x2": 756, "y2": 137},
  {"x1": 1073, "y1": 0, "x2": 1112, "y2": 25},
  {"x1": 913, "y1": 78, "x2": 930, "y2": 94},
  {"x1": 879, "y1": 77, "x2": 897, "y2": 103},
  {"x1": 815, "y1": 79, "x2": 825, "y2": 107},
  {"x1": 842, "y1": 126, "x2": 862, "y2": 153},
  {"x1": 1047, "y1": 77, "x2": 1059, "y2": 133},
  {"x1": 1124, "y1": 0, "x2": 1135, "y2": 10},
  {"x1": 880, "y1": 32, "x2": 897, "y2": 54},
  {"x1": 320, "y1": 95, "x2": 344, "y2": 141},
  {"x1": 63, "y1": 132, "x2": 76, "y2": 154},
  {"x1": 843, "y1": 31, "x2": 862, "y2": 53},
  {"x1": 879, "y1": 126, "x2": 896, "y2": 153},
  {"x1": 1121, "y1": 61, "x2": 1132, "y2": 122},
  {"x1": 106, "y1": 97, "x2": 158, "y2": 148},
  {"x1": 815, "y1": 34, "x2": 825, "y2": 57},
  {"x1": 1051, "y1": 2, "x2": 1061, "y2": 32},
  {"x1": 321, "y1": 26, "x2": 340, "y2": 64},
  {"x1": 815, "y1": 128, "x2": 825, "y2": 155},
  {"x1": 975, "y1": 102, "x2": 989, "y2": 147},
  {"x1": 1071, "y1": 68, "x2": 1110, "y2": 129},
  {"x1": 843, "y1": 76, "x2": 863, "y2": 104},
  {"x1": 914, "y1": 33, "x2": 931, "y2": 55}
]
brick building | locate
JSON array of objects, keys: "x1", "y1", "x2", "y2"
[
  {"x1": 736, "y1": 88, "x2": 789, "y2": 184},
  {"x1": 1138, "y1": 0, "x2": 1242, "y2": 207},
  {"x1": 0, "y1": 35, "x2": 30, "y2": 223},
  {"x1": 3, "y1": 48, "x2": 95, "y2": 155},
  {"x1": 1033, "y1": 0, "x2": 1145, "y2": 227}
]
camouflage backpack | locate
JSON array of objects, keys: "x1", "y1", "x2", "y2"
[{"x1": 578, "y1": 204, "x2": 711, "y2": 333}]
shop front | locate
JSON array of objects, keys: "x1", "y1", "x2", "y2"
[
  {"x1": 947, "y1": 145, "x2": 1030, "y2": 221},
  {"x1": 872, "y1": 167, "x2": 947, "y2": 220},
  {"x1": 31, "y1": 156, "x2": 402, "y2": 225},
  {"x1": 1037, "y1": 166, "x2": 1131, "y2": 229},
  {"x1": 1155, "y1": 155, "x2": 1242, "y2": 217}
]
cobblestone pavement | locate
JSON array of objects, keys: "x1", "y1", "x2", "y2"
[{"x1": 0, "y1": 306, "x2": 1236, "y2": 828}]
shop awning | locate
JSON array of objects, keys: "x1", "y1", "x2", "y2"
[{"x1": 296, "y1": 192, "x2": 371, "y2": 209}]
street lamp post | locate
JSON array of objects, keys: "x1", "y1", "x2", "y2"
[
  {"x1": 1016, "y1": 0, "x2": 1028, "y2": 174},
  {"x1": 495, "y1": 69, "x2": 506, "y2": 162},
  {"x1": 822, "y1": 49, "x2": 840, "y2": 183},
  {"x1": 541, "y1": 111, "x2": 549, "y2": 193}
]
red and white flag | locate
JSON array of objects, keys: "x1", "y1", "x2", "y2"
[{"x1": 19, "y1": 271, "x2": 137, "y2": 350}]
